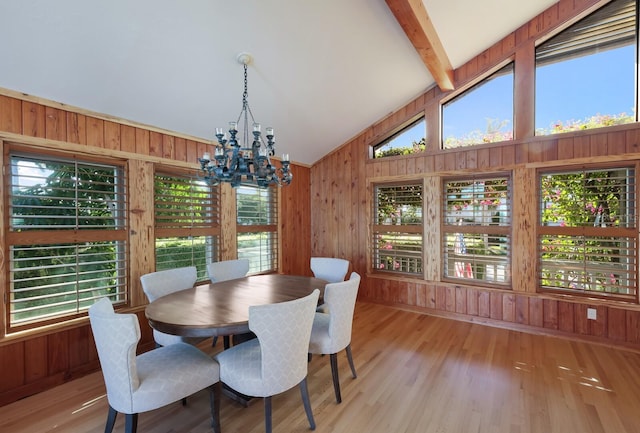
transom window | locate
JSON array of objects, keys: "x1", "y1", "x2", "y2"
[
  {"x1": 373, "y1": 117, "x2": 426, "y2": 158},
  {"x1": 7, "y1": 152, "x2": 127, "y2": 330},
  {"x1": 442, "y1": 62, "x2": 514, "y2": 149},
  {"x1": 535, "y1": 0, "x2": 636, "y2": 135},
  {"x1": 538, "y1": 165, "x2": 638, "y2": 299},
  {"x1": 443, "y1": 175, "x2": 511, "y2": 285},
  {"x1": 372, "y1": 182, "x2": 423, "y2": 275}
]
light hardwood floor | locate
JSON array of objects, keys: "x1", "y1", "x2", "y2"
[{"x1": 2, "y1": 302, "x2": 640, "y2": 433}]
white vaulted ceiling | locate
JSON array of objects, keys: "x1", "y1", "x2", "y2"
[{"x1": 0, "y1": 0, "x2": 557, "y2": 165}]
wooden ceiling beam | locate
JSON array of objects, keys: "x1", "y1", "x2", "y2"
[{"x1": 385, "y1": 0, "x2": 455, "y2": 91}]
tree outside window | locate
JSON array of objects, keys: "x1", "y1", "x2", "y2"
[
  {"x1": 539, "y1": 166, "x2": 637, "y2": 298},
  {"x1": 372, "y1": 182, "x2": 423, "y2": 275}
]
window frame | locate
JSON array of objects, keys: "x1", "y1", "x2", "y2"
[
  {"x1": 441, "y1": 173, "x2": 512, "y2": 287},
  {"x1": 372, "y1": 115, "x2": 426, "y2": 159},
  {"x1": 5, "y1": 148, "x2": 128, "y2": 332},
  {"x1": 441, "y1": 61, "x2": 515, "y2": 150},
  {"x1": 534, "y1": 0, "x2": 637, "y2": 136},
  {"x1": 236, "y1": 184, "x2": 279, "y2": 274},
  {"x1": 537, "y1": 162, "x2": 638, "y2": 301},
  {"x1": 153, "y1": 168, "x2": 220, "y2": 282},
  {"x1": 371, "y1": 180, "x2": 424, "y2": 277}
]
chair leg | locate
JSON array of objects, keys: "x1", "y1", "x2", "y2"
[
  {"x1": 264, "y1": 396, "x2": 273, "y2": 433},
  {"x1": 208, "y1": 382, "x2": 222, "y2": 433},
  {"x1": 299, "y1": 377, "x2": 316, "y2": 430},
  {"x1": 345, "y1": 344, "x2": 357, "y2": 378},
  {"x1": 105, "y1": 405, "x2": 118, "y2": 433},
  {"x1": 124, "y1": 413, "x2": 138, "y2": 433},
  {"x1": 329, "y1": 353, "x2": 342, "y2": 403}
]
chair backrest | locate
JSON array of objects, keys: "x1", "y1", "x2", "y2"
[
  {"x1": 310, "y1": 257, "x2": 349, "y2": 283},
  {"x1": 89, "y1": 298, "x2": 139, "y2": 413},
  {"x1": 324, "y1": 272, "x2": 361, "y2": 352},
  {"x1": 140, "y1": 266, "x2": 197, "y2": 302},
  {"x1": 249, "y1": 289, "x2": 320, "y2": 395},
  {"x1": 207, "y1": 259, "x2": 250, "y2": 282}
]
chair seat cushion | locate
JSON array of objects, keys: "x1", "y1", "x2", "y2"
[
  {"x1": 216, "y1": 339, "x2": 272, "y2": 397},
  {"x1": 128, "y1": 343, "x2": 219, "y2": 413},
  {"x1": 308, "y1": 312, "x2": 332, "y2": 354}
]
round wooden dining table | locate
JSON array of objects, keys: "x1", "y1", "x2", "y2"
[{"x1": 145, "y1": 274, "x2": 327, "y2": 338}]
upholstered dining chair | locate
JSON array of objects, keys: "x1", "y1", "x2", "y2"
[
  {"x1": 308, "y1": 272, "x2": 360, "y2": 404},
  {"x1": 140, "y1": 266, "x2": 206, "y2": 347},
  {"x1": 89, "y1": 298, "x2": 221, "y2": 433},
  {"x1": 215, "y1": 289, "x2": 320, "y2": 433},
  {"x1": 207, "y1": 258, "x2": 250, "y2": 282},
  {"x1": 310, "y1": 257, "x2": 350, "y2": 314},
  {"x1": 310, "y1": 257, "x2": 349, "y2": 283},
  {"x1": 207, "y1": 259, "x2": 250, "y2": 348}
]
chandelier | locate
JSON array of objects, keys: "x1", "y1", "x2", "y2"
[{"x1": 198, "y1": 53, "x2": 292, "y2": 188}]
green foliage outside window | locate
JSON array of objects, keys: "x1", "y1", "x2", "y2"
[
  {"x1": 539, "y1": 167, "x2": 637, "y2": 297},
  {"x1": 9, "y1": 155, "x2": 126, "y2": 326},
  {"x1": 373, "y1": 183, "x2": 423, "y2": 274}
]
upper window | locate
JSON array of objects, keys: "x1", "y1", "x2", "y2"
[
  {"x1": 373, "y1": 117, "x2": 426, "y2": 158},
  {"x1": 372, "y1": 182, "x2": 423, "y2": 275},
  {"x1": 442, "y1": 175, "x2": 511, "y2": 286},
  {"x1": 154, "y1": 171, "x2": 219, "y2": 281},
  {"x1": 538, "y1": 165, "x2": 637, "y2": 300},
  {"x1": 236, "y1": 184, "x2": 278, "y2": 273},
  {"x1": 7, "y1": 152, "x2": 127, "y2": 330},
  {"x1": 535, "y1": 0, "x2": 636, "y2": 135},
  {"x1": 442, "y1": 63, "x2": 514, "y2": 149}
]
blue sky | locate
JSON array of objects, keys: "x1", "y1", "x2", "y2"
[{"x1": 384, "y1": 44, "x2": 635, "y2": 150}]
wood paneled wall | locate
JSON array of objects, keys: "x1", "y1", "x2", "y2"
[
  {"x1": 0, "y1": 90, "x2": 311, "y2": 406},
  {"x1": 311, "y1": 0, "x2": 640, "y2": 352}
]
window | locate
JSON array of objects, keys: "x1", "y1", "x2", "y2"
[
  {"x1": 443, "y1": 175, "x2": 511, "y2": 285},
  {"x1": 372, "y1": 182, "x2": 423, "y2": 275},
  {"x1": 442, "y1": 62, "x2": 514, "y2": 149},
  {"x1": 535, "y1": 0, "x2": 636, "y2": 135},
  {"x1": 373, "y1": 117, "x2": 426, "y2": 158},
  {"x1": 538, "y1": 165, "x2": 637, "y2": 300},
  {"x1": 7, "y1": 152, "x2": 127, "y2": 330},
  {"x1": 154, "y1": 171, "x2": 219, "y2": 281},
  {"x1": 236, "y1": 184, "x2": 278, "y2": 273}
]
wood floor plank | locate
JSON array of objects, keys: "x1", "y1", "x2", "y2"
[{"x1": 1, "y1": 302, "x2": 639, "y2": 433}]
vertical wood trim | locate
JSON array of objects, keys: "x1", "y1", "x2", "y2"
[
  {"x1": 424, "y1": 175, "x2": 440, "y2": 280},
  {"x1": 511, "y1": 166, "x2": 536, "y2": 293},
  {"x1": 220, "y1": 183, "x2": 237, "y2": 259},
  {"x1": 514, "y1": 41, "x2": 534, "y2": 140},
  {"x1": 128, "y1": 159, "x2": 155, "y2": 306}
]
